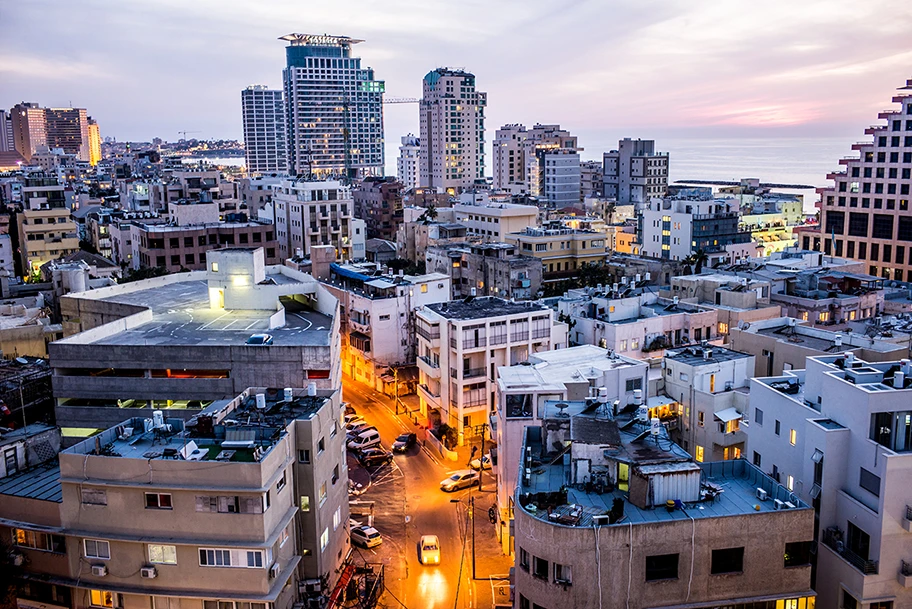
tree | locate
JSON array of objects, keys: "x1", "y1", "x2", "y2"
[
  {"x1": 683, "y1": 249, "x2": 708, "y2": 275},
  {"x1": 417, "y1": 204, "x2": 438, "y2": 224}
]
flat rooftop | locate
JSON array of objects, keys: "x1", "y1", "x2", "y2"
[
  {"x1": 424, "y1": 296, "x2": 549, "y2": 321},
  {"x1": 0, "y1": 461, "x2": 62, "y2": 502},
  {"x1": 665, "y1": 344, "x2": 752, "y2": 365},
  {"x1": 83, "y1": 280, "x2": 331, "y2": 347}
]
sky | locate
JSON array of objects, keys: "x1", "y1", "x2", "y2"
[{"x1": 2, "y1": 0, "x2": 912, "y2": 178}]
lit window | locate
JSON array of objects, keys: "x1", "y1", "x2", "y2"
[
  {"x1": 148, "y1": 544, "x2": 177, "y2": 565},
  {"x1": 718, "y1": 322, "x2": 729, "y2": 334},
  {"x1": 319, "y1": 482, "x2": 327, "y2": 505},
  {"x1": 787, "y1": 475, "x2": 795, "y2": 491},
  {"x1": 631, "y1": 339, "x2": 639, "y2": 350},
  {"x1": 300, "y1": 496, "x2": 310, "y2": 512},
  {"x1": 320, "y1": 528, "x2": 329, "y2": 552},
  {"x1": 790, "y1": 429, "x2": 797, "y2": 446},
  {"x1": 333, "y1": 507, "x2": 341, "y2": 530},
  {"x1": 211, "y1": 262, "x2": 219, "y2": 272},
  {"x1": 695, "y1": 445, "x2": 704, "y2": 462},
  {"x1": 89, "y1": 590, "x2": 114, "y2": 608},
  {"x1": 421, "y1": 284, "x2": 428, "y2": 293}
]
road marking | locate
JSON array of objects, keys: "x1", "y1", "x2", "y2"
[
  {"x1": 199, "y1": 312, "x2": 230, "y2": 330},
  {"x1": 292, "y1": 312, "x2": 313, "y2": 330}
]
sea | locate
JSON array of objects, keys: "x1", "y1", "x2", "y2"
[{"x1": 186, "y1": 136, "x2": 858, "y2": 216}]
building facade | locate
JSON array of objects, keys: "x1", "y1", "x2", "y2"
[
  {"x1": 242, "y1": 85, "x2": 287, "y2": 174},
  {"x1": 15, "y1": 174, "x2": 79, "y2": 275},
  {"x1": 492, "y1": 123, "x2": 580, "y2": 199},
  {"x1": 817, "y1": 77, "x2": 912, "y2": 281},
  {"x1": 426, "y1": 242, "x2": 543, "y2": 300},
  {"x1": 281, "y1": 33, "x2": 384, "y2": 178},
  {"x1": 603, "y1": 138, "x2": 669, "y2": 205},
  {"x1": 419, "y1": 68, "x2": 487, "y2": 191},
  {"x1": 397, "y1": 134, "x2": 420, "y2": 190},
  {"x1": 272, "y1": 179, "x2": 354, "y2": 260},
  {"x1": 452, "y1": 199, "x2": 538, "y2": 241},
  {"x1": 505, "y1": 223, "x2": 607, "y2": 281},
  {"x1": 352, "y1": 176, "x2": 403, "y2": 241},
  {"x1": 640, "y1": 197, "x2": 753, "y2": 261}
]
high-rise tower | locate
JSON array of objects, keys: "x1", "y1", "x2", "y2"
[
  {"x1": 280, "y1": 33, "x2": 384, "y2": 179},
  {"x1": 397, "y1": 134, "x2": 420, "y2": 190},
  {"x1": 419, "y1": 68, "x2": 487, "y2": 192},
  {"x1": 815, "y1": 77, "x2": 912, "y2": 282},
  {"x1": 241, "y1": 85, "x2": 286, "y2": 174}
]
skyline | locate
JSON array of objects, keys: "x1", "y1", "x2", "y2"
[{"x1": 2, "y1": 0, "x2": 911, "y2": 173}]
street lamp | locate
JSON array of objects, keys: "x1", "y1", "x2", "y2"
[{"x1": 450, "y1": 496, "x2": 476, "y2": 580}]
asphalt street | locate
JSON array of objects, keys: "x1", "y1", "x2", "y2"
[{"x1": 344, "y1": 380, "x2": 498, "y2": 609}]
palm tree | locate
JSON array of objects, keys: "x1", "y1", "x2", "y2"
[
  {"x1": 417, "y1": 204, "x2": 438, "y2": 224},
  {"x1": 683, "y1": 249, "x2": 708, "y2": 275}
]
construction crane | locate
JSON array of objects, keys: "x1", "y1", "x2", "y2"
[
  {"x1": 177, "y1": 130, "x2": 201, "y2": 141},
  {"x1": 339, "y1": 96, "x2": 421, "y2": 180},
  {"x1": 384, "y1": 97, "x2": 420, "y2": 105}
]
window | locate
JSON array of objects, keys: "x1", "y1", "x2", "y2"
[
  {"x1": 149, "y1": 544, "x2": 177, "y2": 565},
  {"x1": 298, "y1": 449, "x2": 311, "y2": 463},
  {"x1": 519, "y1": 547, "x2": 530, "y2": 571},
  {"x1": 277, "y1": 470, "x2": 287, "y2": 492},
  {"x1": 755, "y1": 408, "x2": 764, "y2": 426},
  {"x1": 870, "y1": 603, "x2": 893, "y2": 609},
  {"x1": 775, "y1": 420, "x2": 781, "y2": 436},
  {"x1": 84, "y1": 539, "x2": 111, "y2": 560},
  {"x1": 710, "y1": 547, "x2": 744, "y2": 574},
  {"x1": 784, "y1": 541, "x2": 812, "y2": 567},
  {"x1": 13, "y1": 529, "x2": 66, "y2": 553},
  {"x1": 789, "y1": 429, "x2": 797, "y2": 446},
  {"x1": 842, "y1": 591, "x2": 858, "y2": 609},
  {"x1": 199, "y1": 548, "x2": 264, "y2": 568},
  {"x1": 211, "y1": 262, "x2": 219, "y2": 272},
  {"x1": 81, "y1": 488, "x2": 107, "y2": 505},
  {"x1": 89, "y1": 590, "x2": 114, "y2": 608},
  {"x1": 533, "y1": 556, "x2": 549, "y2": 579},
  {"x1": 554, "y1": 562, "x2": 572, "y2": 584},
  {"x1": 332, "y1": 465, "x2": 339, "y2": 485},
  {"x1": 318, "y1": 438, "x2": 325, "y2": 454},
  {"x1": 333, "y1": 507, "x2": 341, "y2": 530},
  {"x1": 319, "y1": 482, "x2": 327, "y2": 505},
  {"x1": 320, "y1": 528, "x2": 329, "y2": 552},
  {"x1": 718, "y1": 322, "x2": 729, "y2": 334},
  {"x1": 695, "y1": 445, "x2": 704, "y2": 462},
  {"x1": 195, "y1": 496, "x2": 262, "y2": 514},
  {"x1": 619, "y1": 340, "x2": 627, "y2": 351},
  {"x1": 300, "y1": 495, "x2": 310, "y2": 512},
  {"x1": 859, "y1": 467, "x2": 881, "y2": 497},
  {"x1": 787, "y1": 475, "x2": 795, "y2": 491},
  {"x1": 421, "y1": 284, "x2": 428, "y2": 293},
  {"x1": 698, "y1": 411, "x2": 705, "y2": 427},
  {"x1": 645, "y1": 553, "x2": 679, "y2": 581},
  {"x1": 145, "y1": 493, "x2": 172, "y2": 509},
  {"x1": 625, "y1": 378, "x2": 642, "y2": 392},
  {"x1": 753, "y1": 452, "x2": 762, "y2": 467},
  {"x1": 280, "y1": 525, "x2": 290, "y2": 547},
  {"x1": 631, "y1": 339, "x2": 639, "y2": 350}
]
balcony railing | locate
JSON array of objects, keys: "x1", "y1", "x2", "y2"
[
  {"x1": 905, "y1": 505, "x2": 912, "y2": 521},
  {"x1": 418, "y1": 355, "x2": 439, "y2": 369},
  {"x1": 462, "y1": 367, "x2": 486, "y2": 379},
  {"x1": 418, "y1": 383, "x2": 440, "y2": 398},
  {"x1": 463, "y1": 338, "x2": 487, "y2": 350},
  {"x1": 902, "y1": 560, "x2": 912, "y2": 577},
  {"x1": 416, "y1": 326, "x2": 440, "y2": 341},
  {"x1": 489, "y1": 333, "x2": 507, "y2": 346},
  {"x1": 531, "y1": 328, "x2": 550, "y2": 339},
  {"x1": 822, "y1": 527, "x2": 879, "y2": 575},
  {"x1": 510, "y1": 331, "x2": 529, "y2": 342}
]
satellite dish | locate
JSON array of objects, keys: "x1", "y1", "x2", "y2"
[{"x1": 555, "y1": 403, "x2": 570, "y2": 418}]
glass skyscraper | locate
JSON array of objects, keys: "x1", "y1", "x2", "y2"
[{"x1": 280, "y1": 33, "x2": 385, "y2": 179}]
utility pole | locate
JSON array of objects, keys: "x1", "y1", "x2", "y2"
[
  {"x1": 470, "y1": 494, "x2": 477, "y2": 580},
  {"x1": 473, "y1": 422, "x2": 489, "y2": 491}
]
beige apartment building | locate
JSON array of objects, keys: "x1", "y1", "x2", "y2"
[
  {"x1": 505, "y1": 222, "x2": 607, "y2": 281},
  {"x1": 452, "y1": 199, "x2": 538, "y2": 241},
  {"x1": 272, "y1": 179, "x2": 354, "y2": 260},
  {"x1": 17, "y1": 174, "x2": 79, "y2": 275},
  {"x1": 2, "y1": 386, "x2": 350, "y2": 609}
]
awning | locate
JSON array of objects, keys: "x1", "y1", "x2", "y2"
[{"x1": 714, "y1": 407, "x2": 742, "y2": 423}]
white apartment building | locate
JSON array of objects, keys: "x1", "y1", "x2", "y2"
[
  {"x1": 419, "y1": 68, "x2": 487, "y2": 191},
  {"x1": 747, "y1": 354, "x2": 912, "y2": 609},
  {"x1": 603, "y1": 137, "x2": 669, "y2": 205},
  {"x1": 662, "y1": 344, "x2": 754, "y2": 461},
  {"x1": 553, "y1": 286, "x2": 719, "y2": 358},
  {"x1": 321, "y1": 261, "x2": 450, "y2": 393},
  {"x1": 529, "y1": 147, "x2": 581, "y2": 206},
  {"x1": 452, "y1": 199, "x2": 539, "y2": 241},
  {"x1": 241, "y1": 85, "x2": 286, "y2": 175},
  {"x1": 493, "y1": 123, "x2": 580, "y2": 198},
  {"x1": 397, "y1": 134, "x2": 420, "y2": 190},
  {"x1": 640, "y1": 197, "x2": 754, "y2": 261},
  {"x1": 272, "y1": 179, "x2": 354, "y2": 260},
  {"x1": 494, "y1": 345, "x2": 648, "y2": 553},
  {"x1": 280, "y1": 34, "x2": 384, "y2": 178},
  {"x1": 415, "y1": 297, "x2": 567, "y2": 443}
]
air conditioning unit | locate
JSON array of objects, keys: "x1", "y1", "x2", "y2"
[
  {"x1": 591, "y1": 514, "x2": 610, "y2": 526},
  {"x1": 269, "y1": 563, "x2": 280, "y2": 579},
  {"x1": 9, "y1": 551, "x2": 24, "y2": 567},
  {"x1": 140, "y1": 566, "x2": 158, "y2": 579},
  {"x1": 756, "y1": 488, "x2": 768, "y2": 501},
  {"x1": 91, "y1": 564, "x2": 108, "y2": 577},
  {"x1": 773, "y1": 499, "x2": 785, "y2": 510}
]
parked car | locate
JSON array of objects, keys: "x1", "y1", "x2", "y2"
[
  {"x1": 358, "y1": 447, "x2": 393, "y2": 467},
  {"x1": 392, "y1": 432, "x2": 417, "y2": 453},
  {"x1": 350, "y1": 525, "x2": 383, "y2": 549},
  {"x1": 470, "y1": 452, "x2": 493, "y2": 471},
  {"x1": 346, "y1": 422, "x2": 375, "y2": 437},
  {"x1": 245, "y1": 333, "x2": 273, "y2": 346},
  {"x1": 440, "y1": 470, "x2": 480, "y2": 492},
  {"x1": 418, "y1": 535, "x2": 441, "y2": 565},
  {"x1": 344, "y1": 413, "x2": 364, "y2": 427},
  {"x1": 343, "y1": 402, "x2": 356, "y2": 416},
  {"x1": 348, "y1": 429, "x2": 382, "y2": 451}
]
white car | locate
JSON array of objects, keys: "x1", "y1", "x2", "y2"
[
  {"x1": 350, "y1": 525, "x2": 383, "y2": 549},
  {"x1": 440, "y1": 470, "x2": 480, "y2": 492},
  {"x1": 419, "y1": 535, "x2": 441, "y2": 565},
  {"x1": 344, "y1": 414, "x2": 364, "y2": 427},
  {"x1": 470, "y1": 453, "x2": 493, "y2": 471}
]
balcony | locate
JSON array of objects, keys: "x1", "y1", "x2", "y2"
[
  {"x1": 416, "y1": 326, "x2": 440, "y2": 342},
  {"x1": 417, "y1": 356, "x2": 441, "y2": 379},
  {"x1": 510, "y1": 331, "x2": 529, "y2": 342},
  {"x1": 450, "y1": 366, "x2": 486, "y2": 380},
  {"x1": 822, "y1": 527, "x2": 879, "y2": 575},
  {"x1": 900, "y1": 560, "x2": 912, "y2": 588},
  {"x1": 463, "y1": 338, "x2": 487, "y2": 350},
  {"x1": 715, "y1": 429, "x2": 747, "y2": 448},
  {"x1": 905, "y1": 505, "x2": 912, "y2": 532},
  {"x1": 417, "y1": 383, "x2": 441, "y2": 408}
]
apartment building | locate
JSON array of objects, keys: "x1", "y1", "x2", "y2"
[
  {"x1": 49, "y1": 248, "x2": 340, "y2": 432},
  {"x1": 87, "y1": 118, "x2": 101, "y2": 166},
  {"x1": 419, "y1": 68, "x2": 487, "y2": 191},
  {"x1": 494, "y1": 345, "x2": 647, "y2": 553},
  {"x1": 272, "y1": 178, "x2": 354, "y2": 260},
  {"x1": 493, "y1": 123, "x2": 580, "y2": 199},
  {"x1": 426, "y1": 241, "x2": 543, "y2": 300},
  {"x1": 729, "y1": 316, "x2": 909, "y2": 377},
  {"x1": 281, "y1": 33, "x2": 384, "y2": 178},
  {"x1": 662, "y1": 343, "x2": 754, "y2": 461},
  {"x1": 817, "y1": 77, "x2": 912, "y2": 281},
  {"x1": 2, "y1": 386, "x2": 349, "y2": 609},
  {"x1": 505, "y1": 222, "x2": 607, "y2": 281},
  {"x1": 640, "y1": 197, "x2": 753, "y2": 261},
  {"x1": 11, "y1": 103, "x2": 92, "y2": 163},
  {"x1": 241, "y1": 85, "x2": 286, "y2": 174},
  {"x1": 529, "y1": 147, "x2": 581, "y2": 206},
  {"x1": 747, "y1": 354, "x2": 912, "y2": 609},
  {"x1": 396, "y1": 217, "x2": 467, "y2": 265},
  {"x1": 0, "y1": 109, "x2": 13, "y2": 152},
  {"x1": 16, "y1": 174, "x2": 79, "y2": 275},
  {"x1": 320, "y1": 261, "x2": 450, "y2": 393},
  {"x1": 415, "y1": 297, "x2": 567, "y2": 442},
  {"x1": 553, "y1": 286, "x2": 719, "y2": 358},
  {"x1": 603, "y1": 137, "x2": 669, "y2": 205},
  {"x1": 397, "y1": 134, "x2": 420, "y2": 190},
  {"x1": 452, "y1": 198, "x2": 538, "y2": 241},
  {"x1": 514, "y1": 402, "x2": 815, "y2": 609},
  {"x1": 580, "y1": 160, "x2": 603, "y2": 198},
  {"x1": 352, "y1": 176, "x2": 403, "y2": 241}
]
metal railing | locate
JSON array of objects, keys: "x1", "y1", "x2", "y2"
[
  {"x1": 822, "y1": 528, "x2": 879, "y2": 575},
  {"x1": 418, "y1": 383, "x2": 440, "y2": 398},
  {"x1": 510, "y1": 331, "x2": 529, "y2": 342},
  {"x1": 531, "y1": 328, "x2": 550, "y2": 339},
  {"x1": 418, "y1": 355, "x2": 439, "y2": 369},
  {"x1": 463, "y1": 338, "x2": 487, "y2": 350},
  {"x1": 416, "y1": 326, "x2": 440, "y2": 341},
  {"x1": 462, "y1": 367, "x2": 486, "y2": 379}
]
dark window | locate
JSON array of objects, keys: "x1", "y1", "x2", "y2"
[
  {"x1": 859, "y1": 468, "x2": 881, "y2": 497},
  {"x1": 825, "y1": 211, "x2": 845, "y2": 235},
  {"x1": 711, "y1": 547, "x2": 744, "y2": 574},
  {"x1": 169, "y1": 237, "x2": 179, "y2": 248},
  {"x1": 870, "y1": 603, "x2": 893, "y2": 609},
  {"x1": 645, "y1": 554, "x2": 679, "y2": 581},
  {"x1": 897, "y1": 246, "x2": 905, "y2": 265},
  {"x1": 848, "y1": 213, "x2": 869, "y2": 237},
  {"x1": 847, "y1": 522, "x2": 871, "y2": 561},
  {"x1": 184, "y1": 237, "x2": 193, "y2": 247},
  {"x1": 753, "y1": 451, "x2": 762, "y2": 467},
  {"x1": 883, "y1": 245, "x2": 892, "y2": 263},
  {"x1": 846, "y1": 241, "x2": 855, "y2": 258},
  {"x1": 298, "y1": 449, "x2": 310, "y2": 463},
  {"x1": 775, "y1": 420, "x2": 781, "y2": 435},
  {"x1": 843, "y1": 590, "x2": 858, "y2": 609},
  {"x1": 185, "y1": 253, "x2": 195, "y2": 265},
  {"x1": 239, "y1": 233, "x2": 249, "y2": 244},
  {"x1": 784, "y1": 541, "x2": 812, "y2": 567},
  {"x1": 519, "y1": 596, "x2": 530, "y2": 609},
  {"x1": 198, "y1": 235, "x2": 206, "y2": 246},
  {"x1": 871, "y1": 243, "x2": 879, "y2": 262},
  {"x1": 171, "y1": 255, "x2": 180, "y2": 266},
  {"x1": 872, "y1": 215, "x2": 894, "y2": 239},
  {"x1": 533, "y1": 556, "x2": 549, "y2": 579},
  {"x1": 625, "y1": 378, "x2": 643, "y2": 392},
  {"x1": 858, "y1": 242, "x2": 867, "y2": 259},
  {"x1": 755, "y1": 408, "x2": 763, "y2": 425},
  {"x1": 519, "y1": 547, "x2": 530, "y2": 571}
]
